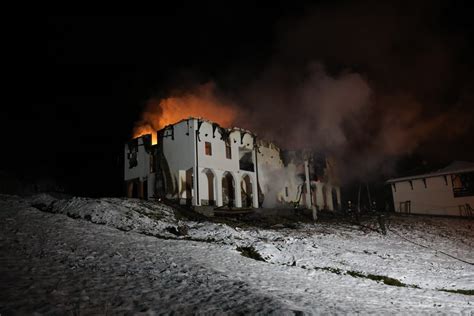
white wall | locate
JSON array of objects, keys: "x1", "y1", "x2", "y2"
[
  {"x1": 124, "y1": 136, "x2": 155, "y2": 199},
  {"x1": 197, "y1": 121, "x2": 242, "y2": 171},
  {"x1": 124, "y1": 137, "x2": 151, "y2": 182},
  {"x1": 124, "y1": 120, "x2": 198, "y2": 202},
  {"x1": 391, "y1": 175, "x2": 474, "y2": 216},
  {"x1": 160, "y1": 119, "x2": 197, "y2": 203},
  {"x1": 195, "y1": 121, "x2": 258, "y2": 207}
]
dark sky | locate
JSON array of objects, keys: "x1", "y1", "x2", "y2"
[
  {"x1": 4, "y1": 8, "x2": 296, "y2": 196},
  {"x1": 3, "y1": 2, "x2": 474, "y2": 196}
]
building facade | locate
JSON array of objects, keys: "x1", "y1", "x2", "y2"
[
  {"x1": 387, "y1": 161, "x2": 474, "y2": 217},
  {"x1": 124, "y1": 117, "x2": 341, "y2": 212}
]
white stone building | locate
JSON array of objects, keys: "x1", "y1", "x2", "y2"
[
  {"x1": 387, "y1": 161, "x2": 474, "y2": 217},
  {"x1": 124, "y1": 117, "x2": 341, "y2": 213}
]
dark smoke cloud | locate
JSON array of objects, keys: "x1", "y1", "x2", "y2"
[
  {"x1": 135, "y1": 1, "x2": 473, "y2": 183},
  {"x1": 228, "y1": 0, "x2": 474, "y2": 183},
  {"x1": 237, "y1": 63, "x2": 372, "y2": 151}
]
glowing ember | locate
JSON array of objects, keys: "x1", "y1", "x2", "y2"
[{"x1": 133, "y1": 83, "x2": 237, "y2": 144}]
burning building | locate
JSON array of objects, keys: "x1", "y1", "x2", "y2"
[{"x1": 124, "y1": 117, "x2": 341, "y2": 215}]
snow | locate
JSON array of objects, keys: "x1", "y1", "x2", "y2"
[{"x1": 0, "y1": 194, "x2": 473, "y2": 314}]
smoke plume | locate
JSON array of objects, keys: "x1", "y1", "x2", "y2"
[
  {"x1": 133, "y1": 0, "x2": 473, "y2": 182},
  {"x1": 230, "y1": 1, "x2": 474, "y2": 182},
  {"x1": 134, "y1": 83, "x2": 238, "y2": 144}
]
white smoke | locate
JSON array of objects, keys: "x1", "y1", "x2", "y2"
[{"x1": 259, "y1": 164, "x2": 303, "y2": 208}]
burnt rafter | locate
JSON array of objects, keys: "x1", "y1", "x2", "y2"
[
  {"x1": 162, "y1": 125, "x2": 174, "y2": 141},
  {"x1": 196, "y1": 120, "x2": 204, "y2": 142},
  {"x1": 212, "y1": 123, "x2": 220, "y2": 138},
  {"x1": 219, "y1": 128, "x2": 231, "y2": 142}
]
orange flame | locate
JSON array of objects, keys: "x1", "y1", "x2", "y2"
[{"x1": 133, "y1": 83, "x2": 238, "y2": 144}]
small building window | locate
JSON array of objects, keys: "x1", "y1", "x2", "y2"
[
  {"x1": 205, "y1": 142, "x2": 212, "y2": 156},
  {"x1": 452, "y1": 172, "x2": 474, "y2": 197},
  {"x1": 226, "y1": 142, "x2": 232, "y2": 159},
  {"x1": 285, "y1": 187, "x2": 289, "y2": 197}
]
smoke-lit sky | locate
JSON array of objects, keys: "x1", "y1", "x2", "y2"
[{"x1": 3, "y1": 3, "x2": 474, "y2": 196}]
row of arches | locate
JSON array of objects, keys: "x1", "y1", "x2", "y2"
[
  {"x1": 311, "y1": 184, "x2": 341, "y2": 211},
  {"x1": 201, "y1": 169, "x2": 256, "y2": 208},
  {"x1": 298, "y1": 182, "x2": 341, "y2": 211}
]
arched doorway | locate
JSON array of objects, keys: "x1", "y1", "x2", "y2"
[
  {"x1": 202, "y1": 169, "x2": 216, "y2": 206},
  {"x1": 222, "y1": 172, "x2": 235, "y2": 207},
  {"x1": 332, "y1": 188, "x2": 338, "y2": 211},
  {"x1": 241, "y1": 174, "x2": 253, "y2": 208}
]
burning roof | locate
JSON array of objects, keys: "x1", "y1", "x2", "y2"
[{"x1": 133, "y1": 83, "x2": 237, "y2": 144}]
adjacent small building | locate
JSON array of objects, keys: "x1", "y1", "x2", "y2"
[
  {"x1": 387, "y1": 161, "x2": 474, "y2": 217},
  {"x1": 124, "y1": 117, "x2": 341, "y2": 214}
]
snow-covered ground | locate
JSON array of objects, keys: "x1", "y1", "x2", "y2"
[{"x1": 0, "y1": 194, "x2": 473, "y2": 314}]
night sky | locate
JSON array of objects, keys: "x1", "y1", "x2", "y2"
[{"x1": 3, "y1": 2, "x2": 474, "y2": 197}]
